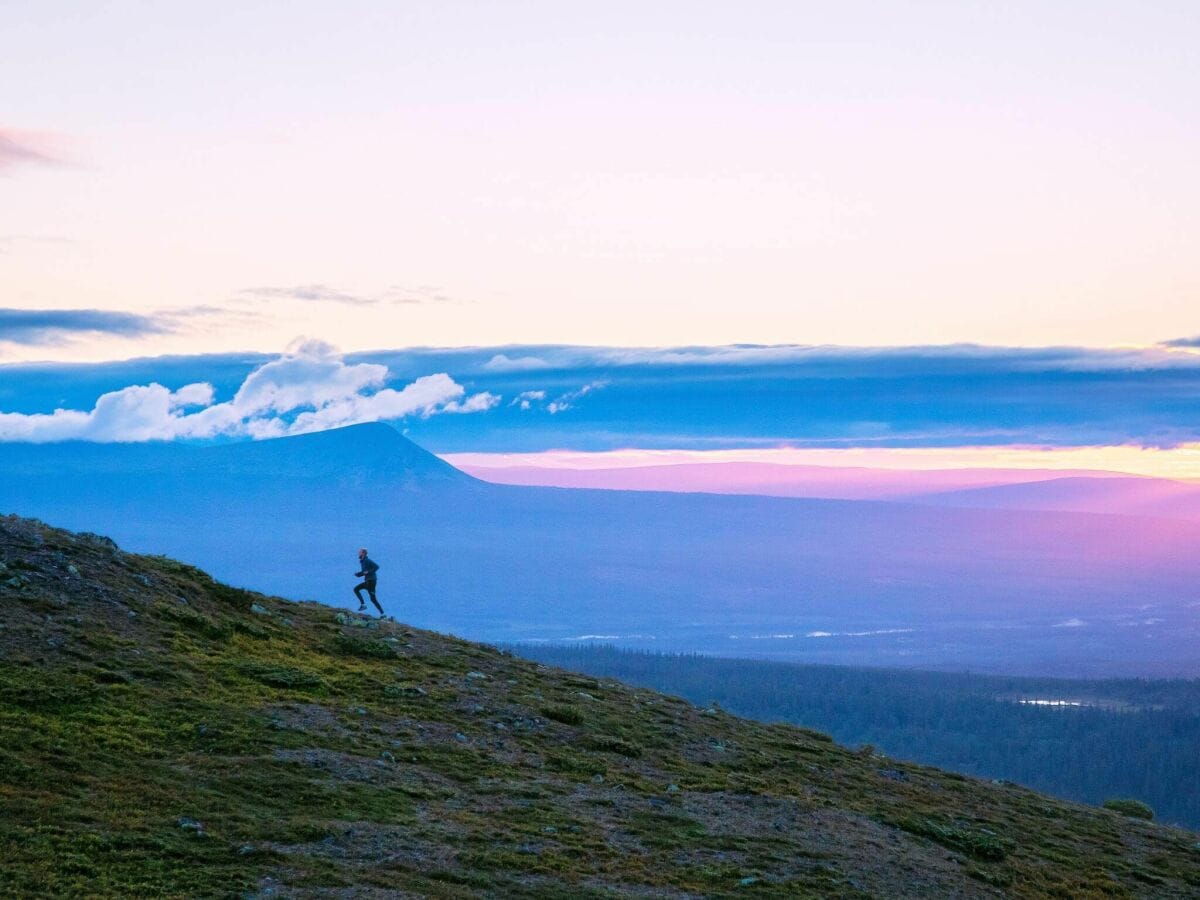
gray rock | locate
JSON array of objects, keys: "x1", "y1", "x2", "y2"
[{"x1": 249, "y1": 603, "x2": 271, "y2": 616}]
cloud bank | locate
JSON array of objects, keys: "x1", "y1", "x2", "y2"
[
  {"x1": 0, "y1": 308, "x2": 167, "y2": 345},
  {"x1": 0, "y1": 341, "x2": 498, "y2": 443},
  {"x1": 10, "y1": 342, "x2": 1200, "y2": 453}
]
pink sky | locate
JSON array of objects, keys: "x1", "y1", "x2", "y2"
[{"x1": 444, "y1": 445, "x2": 1200, "y2": 482}]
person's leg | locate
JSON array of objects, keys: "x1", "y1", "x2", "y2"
[
  {"x1": 354, "y1": 582, "x2": 368, "y2": 610},
  {"x1": 367, "y1": 581, "x2": 384, "y2": 616}
]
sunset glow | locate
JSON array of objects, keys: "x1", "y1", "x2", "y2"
[{"x1": 445, "y1": 444, "x2": 1200, "y2": 482}]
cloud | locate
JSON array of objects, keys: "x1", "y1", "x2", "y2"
[
  {"x1": 1161, "y1": 336, "x2": 1200, "y2": 349},
  {"x1": 0, "y1": 128, "x2": 68, "y2": 172},
  {"x1": 442, "y1": 392, "x2": 501, "y2": 414},
  {"x1": 0, "y1": 308, "x2": 168, "y2": 345},
  {"x1": 547, "y1": 381, "x2": 606, "y2": 414},
  {"x1": 510, "y1": 390, "x2": 547, "y2": 410},
  {"x1": 382, "y1": 285, "x2": 456, "y2": 305},
  {"x1": 239, "y1": 283, "x2": 459, "y2": 307},
  {"x1": 17, "y1": 341, "x2": 1200, "y2": 453},
  {"x1": 485, "y1": 354, "x2": 552, "y2": 371},
  {"x1": 0, "y1": 340, "x2": 498, "y2": 443},
  {"x1": 241, "y1": 284, "x2": 374, "y2": 306}
]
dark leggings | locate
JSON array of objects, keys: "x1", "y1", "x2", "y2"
[{"x1": 354, "y1": 579, "x2": 383, "y2": 614}]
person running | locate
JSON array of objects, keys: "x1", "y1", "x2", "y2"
[{"x1": 354, "y1": 548, "x2": 384, "y2": 617}]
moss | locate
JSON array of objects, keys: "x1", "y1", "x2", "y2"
[{"x1": 0, "y1": 666, "x2": 96, "y2": 711}]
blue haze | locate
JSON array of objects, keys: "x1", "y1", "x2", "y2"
[{"x1": 2, "y1": 423, "x2": 1198, "y2": 677}]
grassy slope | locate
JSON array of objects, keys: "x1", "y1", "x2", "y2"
[{"x1": 1, "y1": 515, "x2": 1198, "y2": 899}]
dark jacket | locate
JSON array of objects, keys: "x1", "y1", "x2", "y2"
[{"x1": 356, "y1": 556, "x2": 379, "y2": 581}]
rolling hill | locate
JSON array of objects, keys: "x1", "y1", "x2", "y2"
[
  {"x1": 911, "y1": 476, "x2": 1200, "y2": 521},
  {"x1": 2, "y1": 515, "x2": 1198, "y2": 897},
  {"x1": 455, "y1": 460, "x2": 1121, "y2": 501}
]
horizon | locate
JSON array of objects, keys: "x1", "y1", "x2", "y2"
[{"x1": 8, "y1": 340, "x2": 1200, "y2": 479}]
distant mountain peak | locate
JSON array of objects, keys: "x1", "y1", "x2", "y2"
[{"x1": 196, "y1": 422, "x2": 477, "y2": 484}]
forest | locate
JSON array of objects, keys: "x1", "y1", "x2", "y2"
[{"x1": 513, "y1": 644, "x2": 1200, "y2": 830}]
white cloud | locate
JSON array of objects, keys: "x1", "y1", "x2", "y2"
[
  {"x1": 510, "y1": 389, "x2": 547, "y2": 411},
  {"x1": 442, "y1": 391, "x2": 501, "y2": 414},
  {"x1": 484, "y1": 353, "x2": 551, "y2": 371},
  {"x1": 547, "y1": 381, "x2": 606, "y2": 414},
  {"x1": 0, "y1": 340, "x2": 498, "y2": 443}
]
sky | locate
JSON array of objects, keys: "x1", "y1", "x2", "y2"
[
  {"x1": 4, "y1": 3, "x2": 1200, "y2": 476},
  {"x1": 3, "y1": 1, "x2": 1199, "y2": 362}
]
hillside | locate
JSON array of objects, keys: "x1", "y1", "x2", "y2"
[
  {"x1": 2, "y1": 516, "x2": 1198, "y2": 898},
  {"x1": 518, "y1": 645, "x2": 1200, "y2": 830}
]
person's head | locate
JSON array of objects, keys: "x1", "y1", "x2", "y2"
[{"x1": 358, "y1": 548, "x2": 367, "y2": 559}]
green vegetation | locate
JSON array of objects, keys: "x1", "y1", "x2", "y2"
[
  {"x1": 2, "y1": 515, "x2": 1199, "y2": 898},
  {"x1": 1105, "y1": 799, "x2": 1156, "y2": 821},
  {"x1": 519, "y1": 643, "x2": 1200, "y2": 830}
]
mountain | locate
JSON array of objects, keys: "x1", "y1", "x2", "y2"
[
  {"x1": 3, "y1": 515, "x2": 1198, "y2": 897},
  {"x1": 4, "y1": 425, "x2": 1200, "y2": 676},
  {"x1": 912, "y1": 475, "x2": 1200, "y2": 521},
  {"x1": 0, "y1": 421, "x2": 471, "y2": 484},
  {"x1": 457, "y1": 461, "x2": 1123, "y2": 501}
]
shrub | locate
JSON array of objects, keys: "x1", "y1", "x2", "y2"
[
  {"x1": 333, "y1": 635, "x2": 398, "y2": 660},
  {"x1": 234, "y1": 661, "x2": 324, "y2": 690},
  {"x1": 541, "y1": 704, "x2": 584, "y2": 726},
  {"x1": 1103, "y1": 799, "x2": 1154, "y2": 821},
  {"x1": 582, "y1": 735, "x2": 642, "y2": 758},
  {"x1": 158, "y1": 604, "x2": 232, "y2": 640},
  {"x1": 893, "y1": 817, "x2": 1009, "y2": 861}
]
